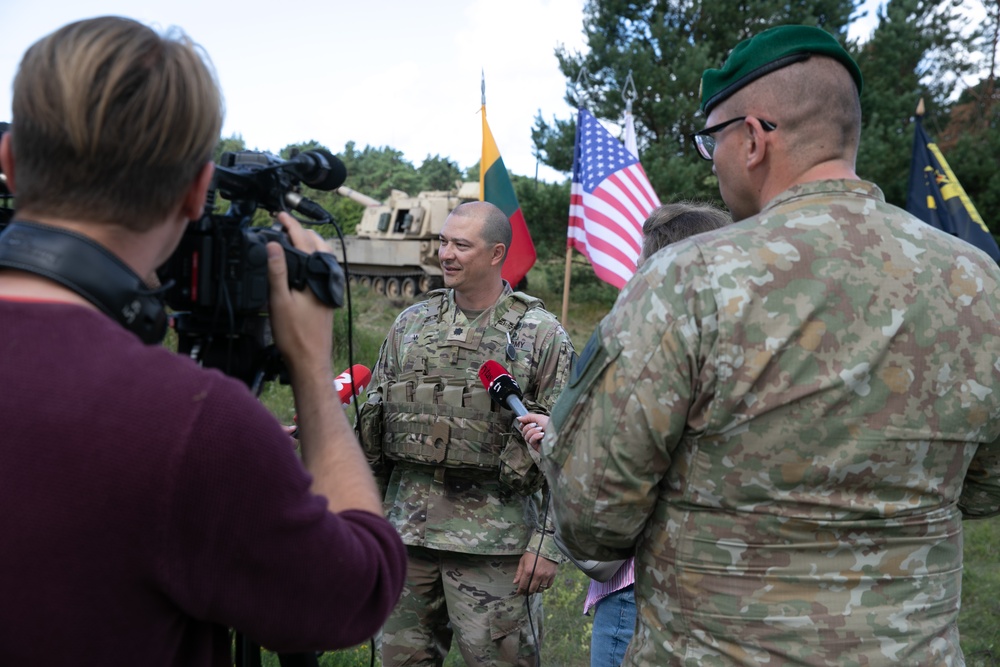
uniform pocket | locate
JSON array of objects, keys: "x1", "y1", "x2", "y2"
[{"x1": 487, "y1": 594, "x2": 536, "y2": 665}]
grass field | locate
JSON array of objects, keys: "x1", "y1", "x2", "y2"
[{"x1": 258, "y1": 261, "x2": 1000, "y2": 666}]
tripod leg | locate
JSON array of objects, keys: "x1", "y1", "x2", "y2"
[
  {"x1": 276, "y1": 652, "x2": 320, "y2": 667},
  {"x1": 234, "y1": 633, "x2": 263, "y2": 667}
]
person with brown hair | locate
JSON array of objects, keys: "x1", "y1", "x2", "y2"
[{"x1": 0, "y1": 16, "x2": 405, "y2": 665}]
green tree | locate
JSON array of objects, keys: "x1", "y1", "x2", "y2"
[
  {"x1": 213, "y1": 133, "x2": 246, "y2": 162},
  {"x1": 937, "y1": 0, "x2": 1000, "y2": 229},
  {"x1": 339, "y1": 141, "x2": 422, "y2": 201},
  {"x1": 535, "y1": 0, "x2": 860, "y2": 204},
  {"x1": 852, "y1": 0, "x2": 968, "y2": 206},
  {"x1": 418, "y1": 154, "x2": 464, "y2": 191},
  {"x1": 513, "y1": 175, "x2": 571, "y2": 262}
]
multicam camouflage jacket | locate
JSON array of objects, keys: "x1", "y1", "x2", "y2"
[
  {"x1": 542, "y1": 180, "x2": 1000, "y2": 666},
  {"x1": 360, "y1": 283, "x2": 574, "y2": 559}
]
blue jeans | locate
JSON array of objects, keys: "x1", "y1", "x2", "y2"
[{"x1": 590, "y1": 584, "x2": 635, "y2": 667}]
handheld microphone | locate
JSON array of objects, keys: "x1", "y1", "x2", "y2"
[
  {"x1": 478, "y1": 360, "x2": 528, "y2": 416},
  {"x1": 334, "y1": 364, "x2": 372, "y2": 406},
  {"x1": 289, "y1": 364, "x2": 371, "y2": 438}
]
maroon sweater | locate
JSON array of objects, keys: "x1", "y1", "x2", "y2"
[{"x1": 0, "y1": 300, "x2": 406, "y2": 665}]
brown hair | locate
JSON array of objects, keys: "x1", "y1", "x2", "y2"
[
  {"x1": 9, "y1": 16, "x2": 224, "y2": 230},
  {"x1": 640, "y1": 202, "x2": 731, "y2": 265}
]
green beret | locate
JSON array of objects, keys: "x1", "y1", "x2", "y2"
[{"x1": 700, "y1": 25, "x2": 863, "y2": 114}]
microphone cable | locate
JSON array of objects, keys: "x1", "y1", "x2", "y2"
[
  {"x1": 522, "y1": 478, "x2": 553, "y2": 667},
  {"x1": 325, "y1": 202, "x2": 379, "y2": 667}
]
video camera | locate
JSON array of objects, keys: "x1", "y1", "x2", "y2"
[
  {"x1": 158, "y1": 148, "x2": 348, "y2": 391},
  {"x1": 0, "y1": 128, "x2": 347, "y2": 392}
]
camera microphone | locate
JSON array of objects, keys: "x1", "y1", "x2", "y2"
[
  {"x1": 284, "y1": 149, "x2": 347, "y2": 191},
  {"x1": 478, "y1": 360, "x2": 528, "y2": 417},
  {"x1": 335, "y1": 364, "x2": 372, "y2": 406}
]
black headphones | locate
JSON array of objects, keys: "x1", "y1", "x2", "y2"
[{"x1": 0, "y1": 220, "x2": 168, "y2": 344}]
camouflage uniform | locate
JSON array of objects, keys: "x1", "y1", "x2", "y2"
[
  {"x1": 542, "y1": 180, "x2": 1000, "y2": 666},
  {"x1": 359, "y1": 283, "x2": 574, "y2": 667}
]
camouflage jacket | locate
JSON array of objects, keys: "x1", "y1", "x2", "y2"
[
  {"x1": 542, "y1": 180, "x2": 1000, "y2": 666},
  {"x1": 363, "y1": 283, "x2": 574, "y2": 559}
]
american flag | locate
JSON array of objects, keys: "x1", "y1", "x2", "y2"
[{"x1": 568, "y1": 108, "x2": 660, "y2": 289}]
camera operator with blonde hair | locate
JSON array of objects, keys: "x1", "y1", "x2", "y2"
[{"x1": 0, "y1": 16, "x2": 405, "y2": 665}]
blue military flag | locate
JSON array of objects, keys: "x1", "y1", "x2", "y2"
[{"x1": 906, "y1": 116, "x2": 1000, "y2": 262}]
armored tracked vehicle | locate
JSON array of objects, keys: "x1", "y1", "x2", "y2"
[{"x1": 333, "y1": 181, "x2": 480, "y2": 298}]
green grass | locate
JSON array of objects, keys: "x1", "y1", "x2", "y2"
[
  {"x1": 255, "y1": 269, "x2": 1000, "y2": 667},
  {"x1": 958, "y1": 518, "x2": 1000, "y2": 666}
]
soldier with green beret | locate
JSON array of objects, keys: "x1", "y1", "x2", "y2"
[
  {"x1": 542, "y1": 24, "x2": 1000, "y2": 666},
  {"x1": 358, "y1": 200, "x2": 575, "y2": 666}
]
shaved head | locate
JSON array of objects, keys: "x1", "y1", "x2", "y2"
[
  {"x1": 450, "y1": 201, "x2": 512, "y2": 262},
  {"x1": 726, "y1": 55, "x2": 861, "y2": 171}
]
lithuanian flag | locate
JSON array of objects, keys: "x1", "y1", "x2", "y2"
[{"x1": 481, "y1": 104, "x2": 536, "y2": 288}]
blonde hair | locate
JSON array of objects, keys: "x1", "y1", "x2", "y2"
[{"x1": 10, "y1": 16, "x2": 224, "y2": 230}]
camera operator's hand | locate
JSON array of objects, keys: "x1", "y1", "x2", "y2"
[
  {"x1": 266, "y1": 212, "x2": 334, "y2": 375},
  {"x1": 266, "y1": 212, "x2": 382, "y2": 516}
]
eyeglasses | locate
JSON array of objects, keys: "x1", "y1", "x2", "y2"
[{"x1": 690, "y1": 116, "x2": 777, "y2": 161}]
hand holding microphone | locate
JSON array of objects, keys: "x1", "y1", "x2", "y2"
[
  {"x1": 516, "y1": 414, "x2": 549, "y2": 451},
  {"x1": 479, "y1": 360, "x2": 547, "y2": 447}
]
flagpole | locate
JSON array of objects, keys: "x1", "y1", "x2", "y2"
[
  {"x1": 561, "y1": 70, "x2": 590, "y2": 329},
  {"x1": 480, "y1": 71, "x2": 486, "y2": 201},
  {"x1": 561, "y1": 246, "x2": 572, "y2": 325}
]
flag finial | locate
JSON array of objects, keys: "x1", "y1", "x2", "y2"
[
  {"x1": 916, "y1": 97, "x2": 925, "y2": 117},
  {"x1": 622, "y1": 70, "x2": 637, "y2": 115},
  {"x1": 481, "y1": 70, "x2": 486, "y2": 107}
]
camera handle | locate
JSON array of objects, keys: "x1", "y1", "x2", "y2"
[{"x1": 256, "y1": 226, "x2": 345, "y2": 308}]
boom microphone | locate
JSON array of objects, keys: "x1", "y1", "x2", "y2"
[
  {"x1": 478, "y1": 360, "x2": 527, "y2": 416},
  {"x1": 285, "y1": 149, "x2": 347, "y2": 191},
  {"x1": 334, "y1": 364, "x2": 372, "y2": 406}
]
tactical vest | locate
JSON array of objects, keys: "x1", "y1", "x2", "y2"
[{"x1": 382, "y1": 289, "x2": 543, "y2": 470}]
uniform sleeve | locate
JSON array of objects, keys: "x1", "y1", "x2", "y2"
[
  {"x1": 158, "y1": 372, "x2": 407, "y2": 651},
  {"x1": 527, "y1": 319, "x2": 576, "y2": 414},
  {"x1": 525, "y1": 317, "x2": 576, "y2": 562},
  {"x1": 540, "y1": 246, "x2": 717, "y2": 561}
]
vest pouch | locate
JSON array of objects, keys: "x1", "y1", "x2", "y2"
[
  {"x1": 384, "y1": 377, "x2": 450, "y2": 465},
  {"x1": 498, "y1": 435, "x2": 545, "y2": 495},
  {"x1": 383, "y1": 377, "x2": 508, "y2": 470},
  {"x1": 357, "y1": 392, "x2": 385, "y2": 464},
  {"x1": 434, "y1": 379, "x2": 506, "y2": 469}
]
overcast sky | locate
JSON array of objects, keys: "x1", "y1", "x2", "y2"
[
  {"x1": 0, "y1": 0, "x2": 592, "y2": 183},
  {"x1": 2, "y1": 0, "x2": 947, "y2": 186}
]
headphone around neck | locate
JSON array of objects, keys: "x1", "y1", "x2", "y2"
[{"x1": 0, "y1": 220, "x2": 168, "y2": 344}]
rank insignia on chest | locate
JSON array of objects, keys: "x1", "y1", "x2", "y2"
[{"x1": 447, "y1": 326, "x2": 468, "y2": 342}]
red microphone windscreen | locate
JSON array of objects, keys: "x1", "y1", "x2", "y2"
[
  {"x1": 334, "y1": 364, "x2": 372, "y2": 405},
  {"x1": 478, "y1": 359, "x2": 509, "y2": 390}
]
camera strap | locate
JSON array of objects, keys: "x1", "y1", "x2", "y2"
[{"x1": 0, "y1": 219, "x2": 168, "y2": 344}]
